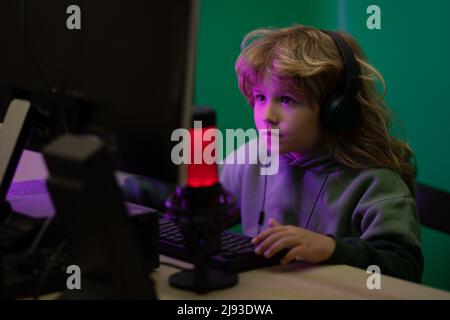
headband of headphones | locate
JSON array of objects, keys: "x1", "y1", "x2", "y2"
[{"x1": 320, "y1": 30, "x2": 360, "y2": 97}]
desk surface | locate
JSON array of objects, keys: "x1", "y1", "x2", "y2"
[
  {"x1": 153, "y1": 256, "x2": 450, "y2": 300},
  {"x1": 38, "y1": 255, "x2": 450, "y2": 300}
]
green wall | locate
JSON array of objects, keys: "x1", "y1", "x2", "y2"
[
  {"x1": 194, "y1": 0, "x2": 450, "y2": 292},
  {"x1": 342, "y1": 0, "x2": 450, "y2": 295}
]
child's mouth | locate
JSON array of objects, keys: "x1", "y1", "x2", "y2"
[
  {"x1": 260, "y1": 132, "x2": 285, "y2": 147},
  {"x1": 260, "y1": 130, "x2": 283, "y2": 136}
]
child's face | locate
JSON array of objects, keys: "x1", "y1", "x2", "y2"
[{"x1": 252, "y1": 72, "x2": 322, "y2": 156}]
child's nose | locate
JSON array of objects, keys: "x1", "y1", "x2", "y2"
[{"x1": 263, "y1": 102, "x2": 279, "y2": 125}]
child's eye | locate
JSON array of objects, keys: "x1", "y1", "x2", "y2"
[
  {"x1": 280, "y1": 96, "x2": 295, "y2": 105},
  {"x1": 255, "y1": 94, "x2": 266, "y2": 103}
]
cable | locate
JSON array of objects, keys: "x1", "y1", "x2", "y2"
[
  {"x1": 304, "y1": 172, "x2": 330, "y2": 230},
  {"x1": 21, "y1": 216, "x2": 54, "y2": 258},
  {"x1": 1, "y1": 216, "x2": 65, "y2": 300},
  {"x1": 257, "y1": 174, "x2": 268, "y2": 235},
  {"x1": 256, "y1": 124, "x2": 270, "y2": 235},
  {"x1": 20, "y1": 0, "x2": 71, "y2": 135},
  {"x1": 304, "y1": 140, "x2": 336, "y2": 230},
  {"x1": 33, "y1": 239, "x2": 67, "y2": 300},
  {"x1": 0, "y1": 216, "x2": 55, "y2": 271},
  {"x1": 20, "y1": 0, "x2": 54, "y2": 93},
  {"x1": 257, "y1": 143, "x2": 335, "y2": 233}
]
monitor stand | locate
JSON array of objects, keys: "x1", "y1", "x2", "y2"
[{"x1": 0, "y1": 99, "x2": 34, "y2": 222}]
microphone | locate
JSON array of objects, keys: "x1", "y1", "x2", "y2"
[{"x1": 165, "y1": 107, "x2": 238, "y2": 293}]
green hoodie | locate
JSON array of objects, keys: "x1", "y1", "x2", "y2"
[{"x1": 220, "y1": 139, "x2": 423, "y2": 283}]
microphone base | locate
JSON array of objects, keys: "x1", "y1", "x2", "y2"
[{"x1": 169, "y1": 269, "x2": 238, "y2": 294}]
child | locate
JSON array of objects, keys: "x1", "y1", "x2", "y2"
[{"x1": 220, "y1": 24, "x2": 423, "y2": 283}]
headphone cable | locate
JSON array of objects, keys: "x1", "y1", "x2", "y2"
[{"x1": 257, "y1": 173, "x2": 268, "y2": 235}]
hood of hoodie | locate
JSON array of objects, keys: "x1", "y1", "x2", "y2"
[{"x1": 279, "y1": 145, "x2": 340, "y2": 173}]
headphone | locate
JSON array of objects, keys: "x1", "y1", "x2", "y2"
[{"x1": 319, "y1": 30, "x2": 361, "y2": 133}]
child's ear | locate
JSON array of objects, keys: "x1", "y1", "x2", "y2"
[{"x1": 310, "y1": 99, "x2": 321, "y2": 112}]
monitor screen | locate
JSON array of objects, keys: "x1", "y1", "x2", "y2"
[{"x1": 0, "y1": 0, "x2": 198, "y2": 184}]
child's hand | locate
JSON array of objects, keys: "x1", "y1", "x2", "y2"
[{"x1": 251, "y1": 218, "x2": 336, "y2": 264}]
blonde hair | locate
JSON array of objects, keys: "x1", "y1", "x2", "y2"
[{"x1": 235, "y1": 24, "x2": 417, "y2": 195}]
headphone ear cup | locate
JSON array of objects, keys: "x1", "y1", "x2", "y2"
[
  {"x1": 321, "y1": 93, "x2": 361, "y2": 133},
  {"x1": 321, "y1": 92, "x2": 339, "y2": 130}
]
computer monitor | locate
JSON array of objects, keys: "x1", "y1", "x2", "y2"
[
  {"x1": 0, "y1": 0, "x2": 198, "y2": 184},
  {"x1": 0, "y1": 0, "x2": 199, "y2": 299}
]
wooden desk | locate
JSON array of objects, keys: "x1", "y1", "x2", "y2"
[
  {"x1": 153, "y1": 256, "x2": 450, "y2": 300},
  {"x1": 37, "y1": 255, "x2": 450, "y2": 300}
]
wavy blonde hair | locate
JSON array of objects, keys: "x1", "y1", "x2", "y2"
[{"x1": 235, "y1": 24, "x2": 417, "y2": 195}]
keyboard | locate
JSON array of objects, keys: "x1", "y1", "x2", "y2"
[{"x1": 159, "y1": 216, "x2": 285, "y2": 272}]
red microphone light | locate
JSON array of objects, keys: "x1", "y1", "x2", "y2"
[{"x1": 186, "y1": 124, "x2": 219, "y2": 188}]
